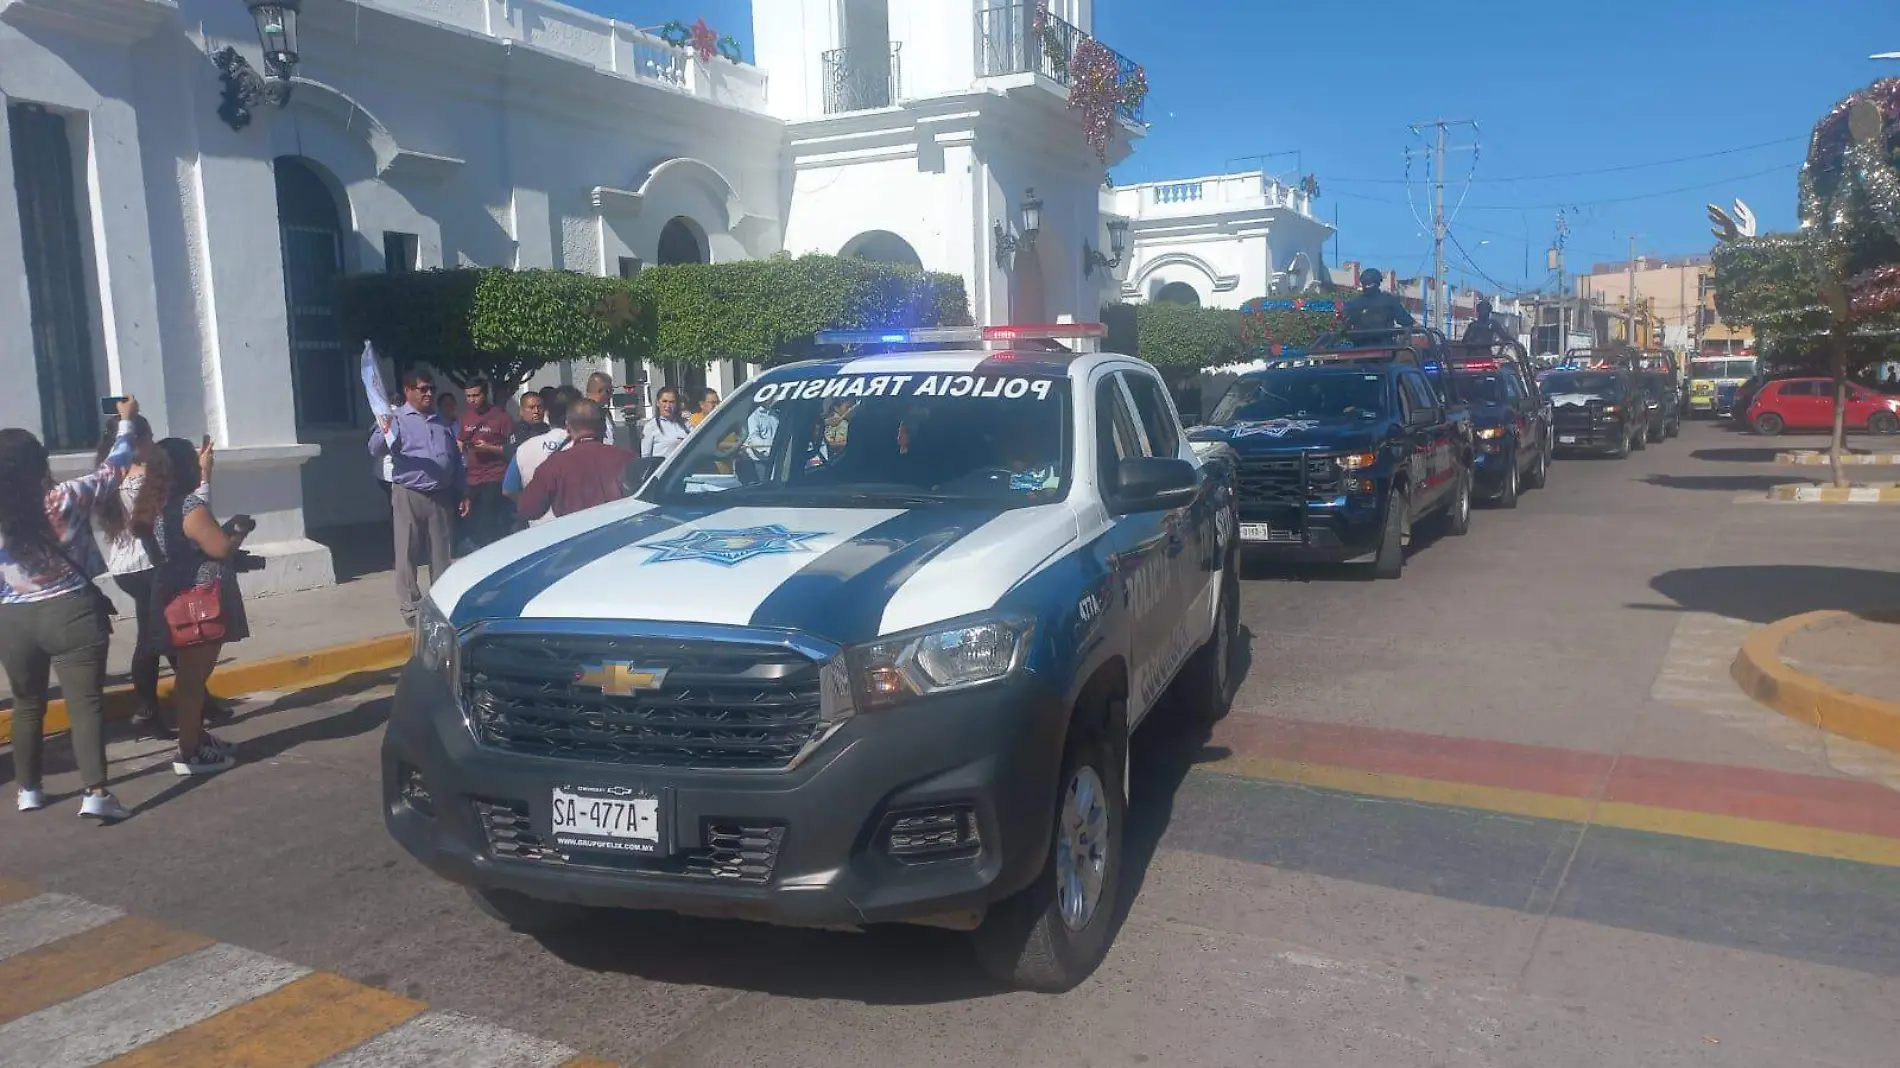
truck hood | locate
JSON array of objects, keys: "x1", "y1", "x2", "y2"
[
  {"x1": 430, "y1": 498, "x2": 1081, "y2": 646},
  {"x1": 1547, "y1": 391, "x2": 1614, "y2": 407},
  {"x1": 1189, "y1": 417, "x2": 1386, "y2": 454}
]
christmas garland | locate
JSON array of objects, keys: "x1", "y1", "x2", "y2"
[
  {"x1": 658, "y1": 18, "x2": 743, "y2": 65},
  {"x1": 1032, "y1": 1, "x2": 1150, "y2": 160}
]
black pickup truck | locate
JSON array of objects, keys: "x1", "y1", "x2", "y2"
[
  {"x1": 1187, "y1": 339, "x2": 1473, "y2": 579},
  {"x1": 1541, "y1": 367, "x2": 1647, "y2": 457},
  {"x1": 1444, "y1": 344, "x2": 1552, "y2": 507}
]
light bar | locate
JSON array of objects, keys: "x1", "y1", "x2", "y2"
[{"x1": 813, "y1": 323, "x2": 1107, "y2": 347}]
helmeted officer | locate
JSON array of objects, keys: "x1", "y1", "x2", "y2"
[
  {"x1": 1341, "y1": 268, "x2": 1416, "y2": 334},
  {"x1": 1462, "y1": 298, "x2": 1509, "y2": 347}
]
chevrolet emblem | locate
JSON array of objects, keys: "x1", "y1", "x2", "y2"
[{"x1": 574, "y1": 662, "x2": 669, "y2": 696}]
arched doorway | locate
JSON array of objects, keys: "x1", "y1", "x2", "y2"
[
  {"x1": 1155, "y1": 281, "x2": 1201, "y2": 307},
  {"x1": 841, "y1": 230, "x2": 922, "y2": 268},
  {"x1": 657, "y1": 216, "x2": 708, "y2": 266},
  {"x1": 1012, "y1": 244, "x2": 1047, "y2": 323},
  {"x1": 274, "y1": 156, "x2": 351, "y2": 430}
]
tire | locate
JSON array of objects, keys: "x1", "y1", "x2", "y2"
[
  {"x1": 1176, "y1": 544, "x2": 1237, "y2": 720},
  {"x1": 467, "y1": 888, "x2": 585, "y2": 935},
  {"x1": 973, "y1": 720, "x2": 1125, "y2": 993},
  {"x1": 1648, "y1": 419, "x2": 1664, "y2": 444},
  {"x1": 1524, "y1": 441, "x2": 1549, "y2": 490},
  {"x1": 1438, "y1": 469, "x2": 1473, "y2": 536},
  {"x1": 1753, "y1": 412, "x2": 1785, "y2": 436},
  {"x1": 1369, "y1": 489, "x2": 1406, "y2": 579},
  {"x1": 1612, "y1": 426, "x2": 1631, "y2": 459},
  {"x1": 1631, "y1": 423, "x2": 1648, "y2": 451},
  {"x1": 1870, "y1": 410, "x2": 1899, "y2": 435},
  {"x1": 1494, "y1": 455, "x2": 1520, "y2": 509}
]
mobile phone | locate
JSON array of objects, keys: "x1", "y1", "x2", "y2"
[
  {"x1": 202, "y1": 435, "x2": 212, "y2": 449},
  {"x1": 99, "y1": 396, "x2": 127, "y2": 416}
]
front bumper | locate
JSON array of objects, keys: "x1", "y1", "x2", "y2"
[
  {"x1": 1233, "y1": 494, "x2": 1385, "y2": 563},
  {"x1": 1552, "y1": 420, "x2": 1627, "y2": 453},
  {"x1": 382, "y1": 659, "x2": 1069, "y2": 928},
  {"x1": 1471, "y1": 444, "x2": 1515, "y2": 494}
]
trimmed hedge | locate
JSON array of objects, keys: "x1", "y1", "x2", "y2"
[
  {"x1": 340, "y1": 268, "x2": 653, "y2": 394},
  {"x1": 636, "y1": 253, "x2": 972, "y2": 366},
  {"x1": 1239, "y1": 296, "x2": 1346, "y2": 355},
  {"x1": 1114, "y1": 302, "x2": 1244, "y2": 370}
]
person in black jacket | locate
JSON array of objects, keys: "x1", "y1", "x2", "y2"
[
  {"x1": 1462, "y1": 298, "x2": 1510, "y2": 347},
  {"x1": 1341, "y1": 268, "x2": 1416, "y2": 334}
]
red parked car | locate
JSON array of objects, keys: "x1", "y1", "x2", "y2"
[{"x1": 1746, "y1": 378, "x2": 1900, "y2": 436}]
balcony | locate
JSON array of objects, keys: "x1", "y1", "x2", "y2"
[
  {"x1": 1104, "y1": 172, "x2": 1320, "y2": 222},
  {"x1": 822, "y1": 43, "x2": 902, "y2": 114},
  {"x1": 975, "y1": 3, "x2": 1145, "y2": 125}
]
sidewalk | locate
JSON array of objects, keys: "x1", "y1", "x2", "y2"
[
  {"x1": 1732, "y1": 609, "x2": 1900, "y2": 756},
  {"x1": 0, "y1": 570, "x2": 406, "y2": 706},
  {"x1": 1782, "y1": 613, "x2": 1900, "y2": 702}
]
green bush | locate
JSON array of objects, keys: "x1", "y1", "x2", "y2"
[
  {"x1": 340, "y1": 268, "x2": 653, "y2": 394},
  {"x1": 1238, "y1": 297, "x2": 1345, "y2": 355},
  {"x1": 634, "y1": 253, "x2": 971, "y2": 366},
  {"x1": 1112, "y1": 302, "x2": 1244, "y2": 370}
]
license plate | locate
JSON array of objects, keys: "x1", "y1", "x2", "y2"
[
  {"x1": 1239, "y1": 523, "x2": 1277, "y2": 541},
  {"x1": 1558, "y1": 435, "x2": 1577, "y2": 444},
  {"x1": 550, "y1": 786, "x2": 664, "y2": 854}
]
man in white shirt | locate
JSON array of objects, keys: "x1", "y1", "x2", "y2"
[{"x1": 504, "y1": 386, "x2": 581, "y2": 524}]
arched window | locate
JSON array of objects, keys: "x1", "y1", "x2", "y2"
[
  {"x1": 841, "y1": 230, "x2": 922, "y2": 268},
  {"x1": 1155, "y1": 281, "x2": 1201, "y2": 307},
  {"x1": 273, "y1": 156, "x2": 352, "y2": 428},
  {"x1": 657, "y1": 216, "x2": 708, "y2": 265}
]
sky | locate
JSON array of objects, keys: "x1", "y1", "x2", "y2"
[{"x1": 582, "y1": 1, "x2": 1900, "y2": 294}]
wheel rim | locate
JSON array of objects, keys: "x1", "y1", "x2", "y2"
[
  {"x1": 1508, "y1": 463, "x2": 1518, "y2": 497},
  {"x1": 1214, "y1": 579, "x2": 1232, "y2": 692},
  {"x1": 1459, "y1": 476, "x2": 1470, "y2": 522},
  {"x1": 1056, "y1": 765, "x2": 1109, "y2": 932}
]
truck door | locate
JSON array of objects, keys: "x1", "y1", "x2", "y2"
[
  {"x1": 1119, "y1": 368, "x2": 1214, "y2": 660},
  {"x1": 1399, "y1": 371, "x2": 1448, "y2": 509},
  {"x1": 1092, "y1": 370, "x2": 1192, "y2": 729}
]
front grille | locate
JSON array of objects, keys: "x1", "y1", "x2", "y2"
[
  {"x1": 1552, "y1": 405, "x2": 1603, "y2": 433},
  {"x1": 463, "y1": 633, "x2": 826, "y2": 770},
  {"x1": 1235, "y1": 453, "x2": 1344, "y2": 511},
  {"x1": 474, "y1": 798, "x2": 785, "y2": 885}
]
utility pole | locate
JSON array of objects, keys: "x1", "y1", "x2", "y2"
[
  {"x1": 1548, "y1": 210, "x2": 1569, "y2": 356},
  {"x1": 1626, "y1": 234, "x2": 1639, "y2": 347},
  {"x1": 1409, "y1": 118, "x2": 1479, "y2": 334}
]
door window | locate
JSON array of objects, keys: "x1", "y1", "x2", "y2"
[
  {"x1": 1399, "y1": 374, "x2": 1439, "y2": 423},
  {"x1": 1096, "y1": 377, "x2": 1148, "y2": 490},
  {"x1": 1121, "y1": 372, "x2": 1182, "y2": 458}
]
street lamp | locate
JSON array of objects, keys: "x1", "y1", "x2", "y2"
[
  {"x1": 1084, "y1": 217, "x2": 1129, "y2": 277},
  {"x1": 994, "y1": 188, "x2": 1042, "y2": 268},
  {"x1": 211, "y1": 0, "x2": 303, "y2": 131}
]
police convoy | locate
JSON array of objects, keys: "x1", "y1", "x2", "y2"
[{"x1": 380, "y1": 293, "x2": 1666, "y2": 993}]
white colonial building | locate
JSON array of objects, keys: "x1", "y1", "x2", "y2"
[
  {"x1": 1103, "y1": 169, "x2": 1335, "y2": 309},
  {"x1": 0, "y1": 0, "x2": 1146, "y2": 591}
]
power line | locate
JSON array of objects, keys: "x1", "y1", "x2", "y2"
[
  {"x1": 1324, "y1": 162, "x2": 1798, "y2": 212},
  {"x1": 1447, "y1": 230, "x2": 1516, "y2": 294},
  {"x1": 1323, "y1": 136, "x2": 1804, "y2": 185}
]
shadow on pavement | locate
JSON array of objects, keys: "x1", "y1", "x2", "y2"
[
  {"x1": 1647, "y1": 565, "x2": 1900, "y2": 623},
  {"x1": 530, "y1": 629, "x2": 1256, "y2": 1004},
  {"x1": 1689, "y1": 447, "x2": 1786, "y2": 464},
  {"x1": 1640, "y1": 473, "x2": 1803, "y2": 493}
]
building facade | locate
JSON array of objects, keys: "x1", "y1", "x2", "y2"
[
  {"x1": 1, "y1": 0, "x2": 1143, "y2": 593},
  {"x1": 1104, "y1": 170, "x2": 1333, "y2": 309}
]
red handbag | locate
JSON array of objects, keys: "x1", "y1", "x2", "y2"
[{"x1": 164, "y1": 581, "x2": 226, "y2": 647}]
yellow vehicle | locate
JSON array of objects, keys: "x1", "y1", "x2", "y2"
[{"x1": 1686, "y1": 355, "x2": 1757, "y2": 418}]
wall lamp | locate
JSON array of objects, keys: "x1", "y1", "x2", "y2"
[
  {"x1": 1084, "y1": 218, "x2": 1129, "y2": 278},
  {"x1": 993, "y1": 188, "x2": 1043, "y2": 268},
  {"x1": 212, "y1": 0, "x2": 303, "y2": 131}
]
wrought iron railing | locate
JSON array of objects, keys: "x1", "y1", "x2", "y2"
[
  {"x1": 822, "y1": 43, "x2": 902, "y2": 114},
  {"x1": 975, "y1": 3, "x2": 1144, "y2": 124}
]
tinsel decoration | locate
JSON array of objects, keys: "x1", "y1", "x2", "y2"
[
  {"x1": 657, "y1": 18, "x2": 739, "y2": 64},
  {"x1": 1120, "y1": 65, "x2": 1148, "y2": 115},
  {"x1": 1850, "y1": 264, "x2": 1900, "y2": 319},
  {"x1": 1067, "y1": 37, "x2": 1121, "y2": 162},
  {"x1": 1300, "y1": 174, "x2": 1321, "y2": 200},
  {"x1": 1806, "y1": 77, "x2": 1900, "y2": 198}
]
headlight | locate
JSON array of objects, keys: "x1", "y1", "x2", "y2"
[
  {"x1": 1601, "y1": 404, "x2": 1620, "y2": 414},
  {"x1": 1337, "y1": 451, "x2": 1379, "y2": 470},
  {"x1": 1474, "y1": 426, "x2": 1506, "y2": 440},
  {"x1": 847, "y1": 615, "x2": 1034, "y2": 709},
  {"x1": 414, "y1": 599, "x2": 459, "y2": 701}
]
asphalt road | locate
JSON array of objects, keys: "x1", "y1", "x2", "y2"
[{"x1": 6, "y1": 420, "x2": 1900, "y2": 1067}]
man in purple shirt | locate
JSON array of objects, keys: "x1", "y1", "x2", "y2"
[{"x1": 370, "y1": 370, "x2": 469, "y2": 627}]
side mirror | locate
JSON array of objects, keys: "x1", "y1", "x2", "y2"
[
  {"x1": 622, "y1": 455, "x2": 663, "y2": 496},
  {"x1": 1112, "y1": 457, "x2": 1198, "y2": 514}
]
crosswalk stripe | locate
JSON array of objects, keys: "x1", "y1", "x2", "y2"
[
  {"x1": 0, "y1": 916, "x2": 213, "y2": 1026},
  {"x1": 315, "y1": 1010, "x2": 580, "y2": 1068},
  {"x1": 0, "y1": 942, "x2": 309, "y2": 1068},
  {"x1": 97, "y1": 971, "x2": 427, "y2": 1068},
  {"x1": 0, "y1": 893, "x2": 122, "y2": 963}
]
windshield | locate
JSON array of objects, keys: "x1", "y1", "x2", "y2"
[
  {"x1": 1207, "y1": 371, "x2": 1389, "y2": 423},
  {"x1": 645, "y1": 369, "x2": 1071, "y2": 507},
  {"x1": 1691, "y1": 360, "x2": 1756, "y2": 380},
  {"x1": 1450, "y1": 371, "x2": 1508, "y2": 404},
  {"x1": 1543, "y1": 372, "x2": 1618, "y2": 395}
]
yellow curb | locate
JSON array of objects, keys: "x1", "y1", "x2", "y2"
[
  {"x1": 1775, "y1": 451, "x2": 1900, "y2": 466},
  {"x1": 1766, "y1": 483, "x2": 1900, "y2": 502},
  {"x1": 0, "y1": 633, "x2": 410, "y2": 746},
  {"x1": 1731, "y1": 610, "x2": 1900, "y2": 755}
]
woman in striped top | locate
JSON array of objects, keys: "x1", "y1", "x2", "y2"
[{"x1": 0, "y1": 397, "x2": 140, "y2": 821}]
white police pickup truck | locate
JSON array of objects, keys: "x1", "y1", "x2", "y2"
[{"x1": 383, "y1": 323, "x2": 1240, "y2": 991}]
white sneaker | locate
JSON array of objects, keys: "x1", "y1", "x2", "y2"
[
  {"x1": 17, "y1": 787, "x2": 45, "y2": 812},
  {"x1": 79, "y1": 791, "x2": 130, "y2": 822},
  {"x1": 173, "y1": 741, "x2": 235, "y2": 777}
]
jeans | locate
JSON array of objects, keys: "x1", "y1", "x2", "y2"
[
  {"x1": 463, "y1": 480, "x2": 508, "y2": 550},
  {"x1": 0, "y1": 588, "x2": 111, "y2": 789}
]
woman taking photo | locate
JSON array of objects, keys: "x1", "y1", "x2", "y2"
[
  {"x1": 133, "y1": 438, "x2": 251, "y2": 776},
  {"x1": 0, "y1": 397, "x2": 140, "y2": 820},
  {"x1": 641, "y1": 386, "x2": 692, "y2": 460},
  {"x1": 91, "y1": 416, "x2": 221, "y2": 739}
]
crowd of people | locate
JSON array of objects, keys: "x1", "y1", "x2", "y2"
[
  {"x1": 375, "y1": 370, "x2": 716, "y2": 629},
  {"x1": 1, "y1": 396, "x2": 258, "y2": 821}
]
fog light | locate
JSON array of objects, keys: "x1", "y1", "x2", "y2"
[
  {"x1": 398, "y1": 763, "x2": 435, "y2": 818},
  {"x1": 884, "y1": 806, "x2": 981, "y2": 861}
]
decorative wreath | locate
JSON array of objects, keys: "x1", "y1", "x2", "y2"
[{"x1": 658, "y1": 18, "x2": 741, "y2": 65}]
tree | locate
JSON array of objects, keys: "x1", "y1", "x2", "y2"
[
  {"x1": 1710, "y1": 77, "x2": 1900, "y2": 486},
  {"x1": 340, "y1": 268, "x2": 653, "y2": 397}
]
